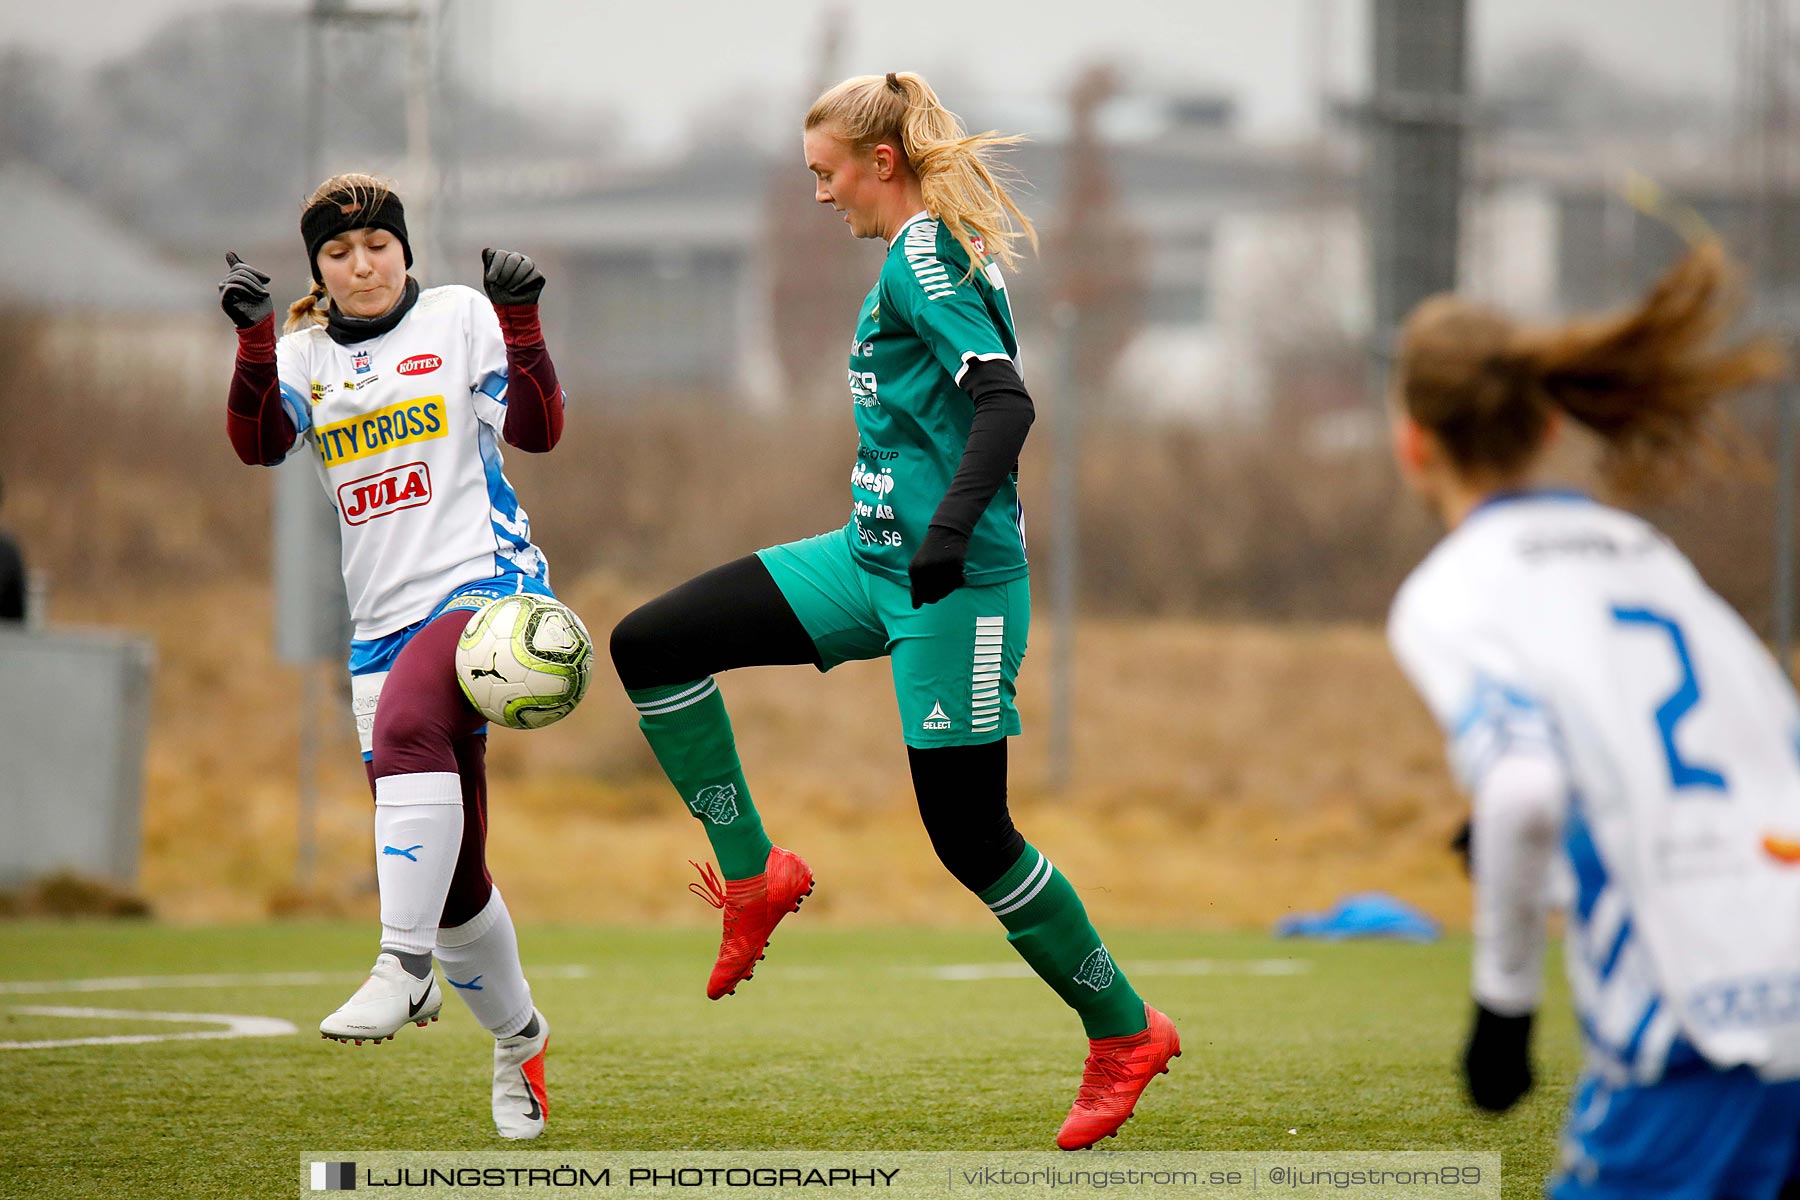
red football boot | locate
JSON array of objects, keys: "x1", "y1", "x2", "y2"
[
  {"x1": 1056, "y1": 1004, "x2": 1181, "y2": 1150},
  {"x1": 687, "y1": 846, "x2": 814, "y2": 999}
]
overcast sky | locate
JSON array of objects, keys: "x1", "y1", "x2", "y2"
[{"x1": 2, "y1": 0, "x2": 1736, "y2": 149}]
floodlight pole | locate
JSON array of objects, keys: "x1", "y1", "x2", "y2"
[
  {"x1": 1048, "y1": 305, "x2": 1081, "y2": 793},
  {"x1": 1740, "y1": 0, "x2": 1798, "y2": 677},
  {"x1": 289, "y1": 0, "x2": 331, "y2": 892},
  {"x1": 282, "y1": 0, "x2": 443, "y2": 891},
  {"x1": 1777, "y1": 374, "x2": 1796, "y2": 673},
  {"x1": 1362, "y1": 0, "x2": 1468, "y2": 395}
]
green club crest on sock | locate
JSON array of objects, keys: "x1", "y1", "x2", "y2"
[
  {"x1": 1073, "y1": 946, "x2": 1116, "y2": 992},
  {"x1": 689, "y1": 783, "x2": 740, "y2": 825}
]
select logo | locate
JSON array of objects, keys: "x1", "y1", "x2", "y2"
[
  {"x1": 338, "y1": 461, "x2": 432, "y2": 526},
  {"x1": 396, "y1": 354, "x2": 441, "y2": 377},
  {"x1": 310, "y1": 1161, "x2": 356, "y2": 1190}
]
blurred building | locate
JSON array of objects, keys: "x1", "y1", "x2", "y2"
[
  {"x1": 466, "y1": 152, "x2": 779, "y2": 402},
  {"x1": 456, "y1": 91, "x2": 1375, "y2": 418},
  {"x1": 451, "y1": 89, "x2": 1738, "y2": 426},
  {"x1": 0, "y1": 162, "x2": 225, "y2": 397},
  {"x1": 2, "y1": 77, "x2": 1785, "y2": 428}
]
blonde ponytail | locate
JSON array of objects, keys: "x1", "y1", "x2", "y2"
[
  {"x1": 806, "y1": 72, "x2": 1037, "y2": 272},
  {"x1": 1398, "y1": 241, "x2": 1786, "y2": 501}
]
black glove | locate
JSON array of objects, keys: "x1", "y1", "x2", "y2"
[
  {"x1": 1463, "y1": 1002, "x2": 1534, "y2": 1113},
  {"x1": 908, "y1": 525, "x2": 969, "y2": 608},
  {"x1": 218, "y1": 251, "x2": 273, "y2": 330},
  {"x1": 481, "y1": 247, "x2": 546, "y2": 306}
]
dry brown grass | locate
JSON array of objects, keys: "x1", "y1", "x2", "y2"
[
  {"x1": 4, "y1": 331, "x2": 1770, "y2": 936},
  {"x1": 46, "y1": 571, "x2": 1472, "y2": 931}
]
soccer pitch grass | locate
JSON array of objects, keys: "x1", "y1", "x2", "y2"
[{"x1": 0, "y1": 923, "x2": 1575, "y2": 1199}]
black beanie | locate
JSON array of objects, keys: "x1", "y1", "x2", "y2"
[{"x1": 301, "y1": 186, "x2": 413, "y2": 283}]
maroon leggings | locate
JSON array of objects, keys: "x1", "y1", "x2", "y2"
[{"x1": 362, "y1": 610, "x2": 494, "y2": 928}]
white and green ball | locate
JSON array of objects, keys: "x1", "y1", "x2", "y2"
[{"x1": 454, "y1": 595, "x2": 593, "y2": 730}]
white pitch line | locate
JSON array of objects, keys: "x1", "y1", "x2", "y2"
[
  {"x1": 913, "y1": 958, "x2": 1312, "y2": 982},
  {"x1": 769, "y1": 958, "x2": 1313, "y2": 982},
  {"x1": 0, "y1": 963, "x2": 592, "y2": 996},
  {"x1": 0, "y1": 1007, "x2": 298, "y2": 1051}
]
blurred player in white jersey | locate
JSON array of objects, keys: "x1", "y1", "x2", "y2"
[
  {"x1": 217, "y1": 174, "x2": 569, "y2": 1138},
  {"x1": 1387, "y1": 241, "x2": 1800, "y2": 1198}
]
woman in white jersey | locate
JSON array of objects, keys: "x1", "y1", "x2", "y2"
[
  {"x1": 1387, "y1": 241, "x2": 1800, "y2": 1198},
  {"x1": 218, "y1": 174, "x2": 565, "y2": 1139}
]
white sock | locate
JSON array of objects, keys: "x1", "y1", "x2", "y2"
[
  {"x1": 435, "y1": 888, "x2": 534, "y2": 1038},
  {"x1": 373, "y1": 772, "x2": 465, "y2": 957}
]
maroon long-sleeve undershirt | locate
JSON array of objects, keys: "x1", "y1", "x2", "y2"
[
  {"x1": 494, "y1": 304, "x2": 564, "y2": 454},
  {"x1": 224, "y1": 304, "x2": 565, "y2": 466},
  {"x1": 226, "y1": 316, "x2": 296, "y2": 466}
]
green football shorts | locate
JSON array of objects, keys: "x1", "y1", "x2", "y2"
[{"x1": 758, "y1": 525, "x2": 1029, "y2": 748}]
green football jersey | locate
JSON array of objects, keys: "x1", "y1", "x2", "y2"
[{"x1": 844, "y1": 212, "x2": 1028, "y2": 586}]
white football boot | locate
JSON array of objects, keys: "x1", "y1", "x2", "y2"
[
  {"x1": 319, "y1": 953, "x2": 443, "y2": 1044},
  {"x1": 491, "y1": 1008, "x2": 549, "y2": 1139}
]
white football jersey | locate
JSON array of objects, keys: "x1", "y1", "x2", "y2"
[
  {"x1": 1390, "y1": 492, "x2": 1800, "y2": 1083},
  {"x1": 272, "y1": 285, "x2": 550, "y2": 640}
]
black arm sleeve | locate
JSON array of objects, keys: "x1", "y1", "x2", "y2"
[{"x1": 927, "y1": 358, "x2": 1035, "y2": 537}]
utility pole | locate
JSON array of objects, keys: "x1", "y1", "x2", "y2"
[
  {"x1": 403, "y1": 0, "x2": 442, "y2": 276},
  {"x1": 1362, "y1": 0, "x2": 1469, "y2": 398},
  {"x1": 279, "y1": 0, "x2": 338, "y2": 892},
  {"x1": 1044, "y1": 65, "x2": 1139, "y2": 792},
  {"x1": 1048, "y1": 305, "x2": 1080, "y2": 793},
  {"x1": 1741, "y1": 0, "x2": 1799, "y2": 673},
  {"x1": 281, "y1": 0, "x2": 440, "y2": 889}
]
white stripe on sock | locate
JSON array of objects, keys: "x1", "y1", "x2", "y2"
[
  {"x1": 634, "y1": 677, "x2": 716, "y2": 712},
  {"x1": 991, "y1": 856, "x2": 1054, "y2": 916},
  {"x1": 635, "y1": 678, "x2": 719, "y2": 716},
  {"x1": 986, "y1": 851, "x2": 1046, "y2": 913}
]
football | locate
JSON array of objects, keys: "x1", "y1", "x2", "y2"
[{"x1": 454, "y1": 594, "x2": 594, "y2": 729}]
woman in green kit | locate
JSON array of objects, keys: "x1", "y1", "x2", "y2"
[{"x1": 608, "y1": 71, "x2": 1179, "y2": 1149}]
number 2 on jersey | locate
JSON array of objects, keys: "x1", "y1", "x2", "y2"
[{"x1": 1610, "y1": 605, "x2": 1728, "y2": 793}]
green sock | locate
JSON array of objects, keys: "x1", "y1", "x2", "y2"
[
  {"x1": 628, "y1": 678, "x2": 773, "y2": 880},
  {"x1": 979, "y1": 842, "x2": 1147, "y2": 1038}
]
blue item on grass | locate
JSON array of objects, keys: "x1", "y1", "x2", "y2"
[{"x1": 1275, "y1": 892, "x2": 1440, "y2": 942}]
